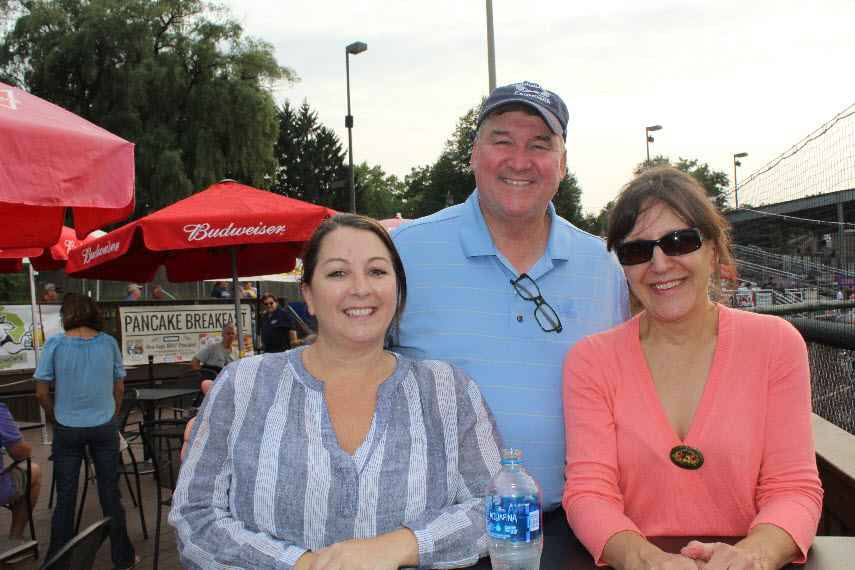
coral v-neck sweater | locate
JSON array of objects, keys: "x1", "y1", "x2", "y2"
[{"x1": 562, "y1": 304, "x2": 822, "y2": 565}]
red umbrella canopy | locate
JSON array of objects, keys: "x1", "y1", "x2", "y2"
[
  {"x1": 0, "y1": 248, "x2": 39, "y2": 274},
  {"x1": 0, "y1": 226, "x2": 99, "y2": 273},
  {"x1": 379, "y1": 216, "x2": 409, "y2": 233},
  {"x1": 0, "y1": 82, "x2": 135, "y2": 248},
  {"x1": 67, "y1": 181, "x2": 336, "y2": 283}
]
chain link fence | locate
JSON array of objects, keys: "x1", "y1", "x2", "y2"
[{"x1": 808, "y1": 342, "x2": 855, "y2": 435}]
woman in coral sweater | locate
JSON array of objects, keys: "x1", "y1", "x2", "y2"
[{"x1": 562, "y1": 167, "x2": 822, "y2": 569}]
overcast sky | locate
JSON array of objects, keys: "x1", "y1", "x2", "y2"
[{"x1": 225, "y1": 0, "x2": 855, "y2": 214}]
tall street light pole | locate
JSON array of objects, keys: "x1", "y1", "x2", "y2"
[
  {"x1": 645, "y1": 125, "x2": 662, "y2": 164},
  {"x1": 345, "y1": 41, "x2": 367, "y2": 213},
  {"x1": 485, "y1": 0, "x2": 497, "y2": 92},
  {"x1": 733, "y1": 152, "x2": 748, "y2": 209}
]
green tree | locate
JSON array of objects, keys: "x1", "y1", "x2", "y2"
[
  {"x1": 0, "y1": 0, "x2": 294, "y2": 218},
  {"x1": 271, "y1": 100, "x2": 348, "y2": 211},
  {"x1": 403, "y1": 103, "x2": 584, "y2": 223},
  {"x1": 401, "y1": 106, "x2": 479, "y2": 218},
  {"x1": 635, "y1": 156, "x2": 730, "y2": 208},
  {"x1": 551, "y1": 173, "x2": 585, "y2": 227},
  {"x1": 354, "y1": 162, "x2": 405, "y2": 219},
  {"x1": 581, "y1": 200, "x2": 614, "y2": 238},
  {"x1": 0, "y1": 273, "x2": 28, "y2": 303}
]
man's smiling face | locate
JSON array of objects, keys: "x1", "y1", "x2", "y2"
[{"x1": 471, "y1": 109, "x2": 567, "y2": 227}]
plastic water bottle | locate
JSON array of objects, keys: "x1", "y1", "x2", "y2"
[{"x1": 486, "y1": 448, "x2": 543, "y2": 569}]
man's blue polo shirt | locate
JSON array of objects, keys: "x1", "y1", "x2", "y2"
[{"x1": 392, "y1": 190, "x2": 629, "y2": 510}]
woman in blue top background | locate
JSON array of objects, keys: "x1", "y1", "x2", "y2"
[{"x1": 35, "y1": 293, "x2": 138, "y2": 569}]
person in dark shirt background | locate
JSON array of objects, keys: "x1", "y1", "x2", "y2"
[
  {"x1": 260, "y1": 293, "x2": 296, "y2": 352},
  {"x1": 210, "y1": 281, "x2": 231, "y2": 298}
]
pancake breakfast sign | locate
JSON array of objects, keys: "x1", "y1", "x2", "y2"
[{"x1": 120, "y1": 304, "x2": 253, "y2": 366}]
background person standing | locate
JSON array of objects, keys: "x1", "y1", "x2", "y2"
[
  {"x1": 34, "y1": 294, "x2": 138, "y2": 569},
  {"x1": 260, "y1": 293, "x2": 297, "y2": 352},
  {"x1": 240, "y1": 282, "x2": 258, "y2": 298},
  {"x1": 40, "y1": 283, "x2": 60, "y2": 304},
  {"x1": 210, "y1": 281, "x2": 231, "y2": 298},
  {"x1": 124, "y1": 284, "x2": 141, "y2": 301}
]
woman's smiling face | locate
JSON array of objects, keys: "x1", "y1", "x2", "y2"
[
  {"x1": 301, "y1": 227, "x2": 398, "y2": 350},
  {"x1": 621, "y1": 201, "x2": 717, "y2": 325}
]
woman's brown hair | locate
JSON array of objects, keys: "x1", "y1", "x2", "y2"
[{"x1": 60, "y1": 293, "x2": 105, "y2": 332}]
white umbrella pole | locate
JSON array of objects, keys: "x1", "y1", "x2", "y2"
[
  {"x1": 230, "y1": 246, "x2": 245, "y2": 357},
  {"x1": 27, "y1": 263, "x2": 49, "y2": 444}
]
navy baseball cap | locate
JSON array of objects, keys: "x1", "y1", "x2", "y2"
[{"x1": 476, "y1": 81, "x2": 569, "y2": 140}]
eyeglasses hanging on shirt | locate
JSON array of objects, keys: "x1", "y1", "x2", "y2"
[{"x1": 510, "y1": 273, "x2": 563, "y2": 333}]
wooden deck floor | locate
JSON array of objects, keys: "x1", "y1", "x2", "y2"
[{"x1": 1, "y1": 406, "x2": 184, "y2": 569}]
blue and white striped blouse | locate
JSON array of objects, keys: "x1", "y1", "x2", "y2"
[{"x1": 170, "y1": 346, "x2": 503, "y2": 569}]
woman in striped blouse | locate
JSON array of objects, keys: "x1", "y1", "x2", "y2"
[{"x1": 171, "y1": 214, "x2": 503, "y2": 569}]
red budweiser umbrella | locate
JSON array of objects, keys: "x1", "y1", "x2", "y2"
[
  {"x1": 67, "y1": 181, "x2": 335, "y2": 282},
  {"x1": 0, "y1": 82, "x2": 135, "y2": 248},
  {"x1": 0, "y1": 226, "x2": 100, "y2": 442},
  {"x1": 0, "y1": 249, "x2": 39, "y2": 273},
  {"x1": 67, "y1": 180, "x2": 336, "y2": 355},
  {"x1": 379, "y1": 215, "x2": 409, "y2": 233},
  {"x1": 0, "y1": 226, "x2": 100, "y2": 272}
]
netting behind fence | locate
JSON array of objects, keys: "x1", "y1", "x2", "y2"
[
  {"x1": 731, "y1": 102, "x2": 855, "y2": 208},
  {"x1": 808, "y1": 342, "x2": 855, "y2": 436},
  {"x1": 724, "y1": 101, "x2": 855, "y2": 436}
]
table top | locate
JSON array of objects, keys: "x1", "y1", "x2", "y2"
[
  {"x1": 135, "y1": 387, "x2": 200, "y2": 402},
  {"x1": 472, "y1": 535, "x2": 855, "y2": 569},
  {"x1": 13, "y1": 421, "x2": 44, "y2": 431}
]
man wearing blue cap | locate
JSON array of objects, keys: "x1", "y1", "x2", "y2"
[{"x1": 392, "y1": 81, "x2": 629, "y2": 533}]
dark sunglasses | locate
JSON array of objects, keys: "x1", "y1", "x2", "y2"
[
  {"x1": 263, "y1": 301, "x2": 275, "y2": 306},
  {"x1": 615, "y1": 228, "x2": 703, "y2": 266}
]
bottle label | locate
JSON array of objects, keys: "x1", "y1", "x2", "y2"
[{"x1": 487, "y1": 494, "x2": 542, "y2": 542}]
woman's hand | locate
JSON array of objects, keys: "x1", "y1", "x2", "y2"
[
  {"x1": 604, "y1": 531, "x2": 700, "y2": 569},
  {"x1": 631, "y1": 552, "x2": 700, "y2": 570},
  {"x1": 681, "y1": 541, "x2": 764, "y2": 569},
  {"x1": 296, "y1": 529, "x2": 419, "y2": 570},
  {"x1": 180, "y1": 379, "x2": 214, "y2": 460},
  {"x1": 681, "y1": 523, "x2": 798, "y2": 570}
]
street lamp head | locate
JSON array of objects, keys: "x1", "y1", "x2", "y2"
[
  {"x1": 345, "y1": 41, "x2": 367, "y2": 214},
  {"x1": 645, "y1": 125, "x2": 661, "y2": 163},
  {"x1": 733, "y1": 152, "x2": 748, "y2": 209},
  {"x1": 346, "y1": 41, "x2": 368, "y2": 55}
]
